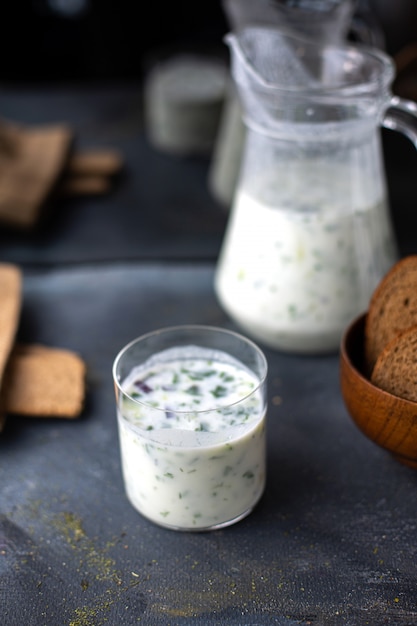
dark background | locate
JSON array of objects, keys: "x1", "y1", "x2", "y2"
[
  {"x1": 0, "y1": 0, "x2": 228, "y2": 83},
  {"x1": 1, "y1": 0, "x2": 417, "y2": 84}
]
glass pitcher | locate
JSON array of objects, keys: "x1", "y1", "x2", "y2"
[
  {"x1": 214, "y1": 27, "x2": 417, "y2": 354},
  {"x1": 209, "y1": 0, "x2": 384, "y2": 207}
]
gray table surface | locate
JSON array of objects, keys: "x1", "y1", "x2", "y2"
[
  {"x1": 1, "y1": 262, "x2": 417, "y2": 626},
  {"x1": 0, "y1": 82, "x2": 417, "y2": 626}
]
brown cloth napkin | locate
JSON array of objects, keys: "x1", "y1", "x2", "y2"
[{"x1": 0, "y1": 119, "x2": 124, "y2": 229}]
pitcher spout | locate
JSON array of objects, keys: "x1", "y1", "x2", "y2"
[{"x1": 224, "y1": 26, "x2": 395, "y2": 129}]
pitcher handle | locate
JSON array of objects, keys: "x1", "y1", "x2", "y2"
[{"x1": 383, "y1": 96, "x2": 417, "y2": 147}]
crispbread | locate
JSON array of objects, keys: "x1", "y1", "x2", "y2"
[
  {"x1": 364, "y1": 255, "x2": 417, "y2": 374},
  {"x1": 66, "y1": 149, "x2": 123, "y2": 177},
  {"x1": 371, "y1": 325, "x2": 417, "y2": 402},
  {"x1": 0, "y1": 264, "x2": 22, "y2": 400},
  {"x1": 2, "y1": 343, "x2": 86, "y2": 418},
  {"x1": 0, "y1": 123, "x2": 73, "y2": 228}
]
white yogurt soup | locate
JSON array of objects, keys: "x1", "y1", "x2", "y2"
[
  {"x1": 215, "y1": 160, "x2": 397, "y2": 353},
  {"x1": 116, "y1": 344, "x2": 266, "y2": 531}
]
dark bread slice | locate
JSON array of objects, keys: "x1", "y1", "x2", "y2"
[
  {"x1": 2, "y1": 343, "x2": 86, "y2": 418},
  {"x1": 371, "y1": 324, "x2": 417, "y2": 402},
  {"x1": 364, "y1": 255, "x2": 417, "y2": 375}
]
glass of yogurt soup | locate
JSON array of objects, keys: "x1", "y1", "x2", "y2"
[{"x1": 112, "y1": 325, "x2": 268, "y2": 531}]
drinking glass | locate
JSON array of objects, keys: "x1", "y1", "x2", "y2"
[{"x1": 112, "y1": 325, "x2": 268, "y2": 531}]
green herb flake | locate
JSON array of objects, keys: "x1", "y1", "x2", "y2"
[
  {"x1": 211, "y1": 385, "x2": 228, "y2": 398},
  {"x1": 195, "y1": 421, "x2": 209, "y2": 431},
  {"x1": 220, "y1": 372, "x2": 235, "y2": 382},
  {"x1": 186, "y1": 384, "x2": 201, "y2": 396},
  {"x1": 288, "y1": 304, "x2": 297, "y2": 318}
]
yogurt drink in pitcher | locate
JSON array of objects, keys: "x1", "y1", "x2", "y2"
[
  {"x1": 215, "y1": 28, "x2": 417, "y2": 352},
  {"x1": 215, "y1": 156, "x2": 396, "y2": 352}
]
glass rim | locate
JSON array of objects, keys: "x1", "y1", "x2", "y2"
[{"x1": 112, "y1": 324, "x2": 268, "y2": 416}]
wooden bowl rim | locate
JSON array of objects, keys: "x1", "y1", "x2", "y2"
[{"x1": 340, "y1": 311, "x2": 417, "y2": 409}]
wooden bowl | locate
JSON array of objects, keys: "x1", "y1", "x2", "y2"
[{"x1": 340, "y1": 313, "x2": 417, "y2": 469}]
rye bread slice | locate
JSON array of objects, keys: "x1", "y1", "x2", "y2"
[
  {"x1": 364, "y1": 255, "x2": 417, "y2": 375},
  {"x1": 2, "y1": 343, "x2": 86, "y2": 418},
  {"x1": 371, "y1": 324, "x2": 417, "y2": 402}
]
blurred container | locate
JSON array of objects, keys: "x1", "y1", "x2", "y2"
[{"x1": 144, "y1": 54, "x2": 228, "y2": 156}]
